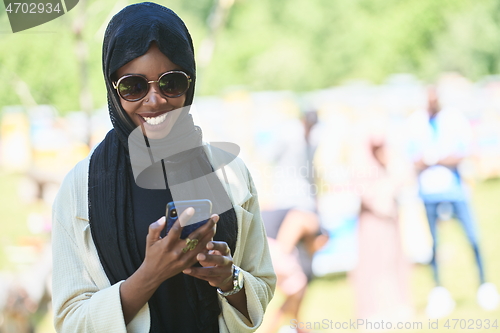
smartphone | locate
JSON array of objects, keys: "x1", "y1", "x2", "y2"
[{"x1": 163, "y1": 199, "x2": 213, "y2": 239}]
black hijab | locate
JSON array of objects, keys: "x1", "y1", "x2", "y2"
[{"x1": 88, "y1": 3, "x2": 238, "y2": 332}]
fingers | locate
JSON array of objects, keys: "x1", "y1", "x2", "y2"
[
  {"x1": 167, "y1": 207, "x2": 194, "y2": 240},
  {"x1": 146, "y1": 216, "x2": 166, "y2": 246},
  {"x1": 186, "y1": 221, "x2": 217, "y2": 259},
  {"x1": 178, "y1": 207, "x2": 195, "y2": 228},
  {"x1": 206, "y1": 241, "x2": 231, "y2": 256},
  {"x1": 196, "y1": 252, "x2": 232, "y2": 267},
  {"x1": 186, "y1": 214, "x2": 219, "y2": 242},
  {"x1": 184, "y1": 265, "x2": 232, "y2": 280},
  {"x1": 182, "y1": 250, "x2": 234, "y2": 288},
  {"x1": 184, "y1": 226, "x2": 215, "y2": 260}
]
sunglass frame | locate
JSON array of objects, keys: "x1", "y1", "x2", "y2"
[{"x1": 112, "y1": 70, "x2": 192, "y2": 102}]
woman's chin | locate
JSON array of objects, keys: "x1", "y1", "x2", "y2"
[{"x1": 141, "y1": 124, "x2": 174, "y2": 140}]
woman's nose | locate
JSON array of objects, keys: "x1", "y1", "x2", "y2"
[{"x1": 144, "y1": 83, "x2": 167, "y2": 105}]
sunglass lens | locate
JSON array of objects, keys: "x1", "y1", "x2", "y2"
[
  {"x1": 118, "y1": 76, "x2": 148, "y2": 101},
  {"x1": 159, "y1": 72, "x2": 189, "y2": 97}
]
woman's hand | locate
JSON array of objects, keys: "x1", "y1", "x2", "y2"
[
  {"x1": 141, "y1": 208, "x2": 220, "y2": 288},
  {"x1": 120, "y1": 210, "x2": 219, "y2": 325},
  {"x1": 183, "y1": 240, "x2": 251, "y2": 322},
  {"x1": 182, "y1": 241, "x2": 234, "y2": 291}
]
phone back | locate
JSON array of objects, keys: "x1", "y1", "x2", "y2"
[{"x1": 164, "y1": 199, "x2": 212, "y2": 239}]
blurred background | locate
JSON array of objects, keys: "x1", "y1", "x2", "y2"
[{"x1": 1, "y1": 0, "x2": 500, "y2": 332}]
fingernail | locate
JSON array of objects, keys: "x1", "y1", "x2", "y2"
[
  {"x1": 213, "y1": 215, "x2": 220, "y2": 223},
  {"x1": 158, "y1": 216, "x2": 166, "y2": 225},
  {"x1": 197, "y1": 253, "x2": 205, "y2": 261},
  {"x1": 183, "y1": 268, "x2": 191, "y2": 274},
  {"x1": 186, "y1": 207, "x2": 194, "y2": 215},
  {"x1": 206, "y1": 242, "x2": 214, "y2": 250}
]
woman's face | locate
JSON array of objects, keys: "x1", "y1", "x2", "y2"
[{"x1": 115, "y1": 43, "x2": 187, "y2": 139}]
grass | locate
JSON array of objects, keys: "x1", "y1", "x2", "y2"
[{"x1": 1, "y1": 171, "x2": 499, "y2": 332}]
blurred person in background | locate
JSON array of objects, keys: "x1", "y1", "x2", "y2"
[
  {"x1": 407, "y1": 85, "x2": 499, "y2": 318},
  {"x1": 259, "y1": 109, "x2": 327, "y2": 333},
  {"x1": 349, "y1": 128, "x2": 413, "y2": 322},
  {"x1": 0, "y1": 283, "x2": 36, "y2": 333}
]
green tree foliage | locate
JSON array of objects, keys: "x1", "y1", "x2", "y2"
[{"x1": 0, "y1": 0, "x2": 499, "y2": 113}]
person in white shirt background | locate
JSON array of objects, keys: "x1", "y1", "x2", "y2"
[{"x1": 407, "y1": 85, "x2": 499, "y2": 318}]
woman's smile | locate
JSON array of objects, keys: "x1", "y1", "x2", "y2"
[
  {"x1": 141, "y1": 112, "x2": 168, "y2": 126},
  {"x1": 137, "y1": 109, "x2": 171, "y2": 127},
  {"x1": 134, "y1": 107, "x2": 184, "y2": 138}
]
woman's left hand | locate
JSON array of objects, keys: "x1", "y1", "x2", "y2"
[{"x1": 182, "y1": 241, "x2": 234, "y2": 291}]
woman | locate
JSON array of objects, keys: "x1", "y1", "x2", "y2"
[
  {"x1": 350, "y1": 131, "x2": 412, "y2": 322},
  {"x1": 51, "y1": 3, "x2": 276, "y2": 332}
]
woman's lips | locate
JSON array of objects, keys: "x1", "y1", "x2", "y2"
[
  {"x1": 138, "y1": 109, "x2": 169, "y2": 121},
  {"x1": 136, "y1": 110, "x2": 172, "y2": 132}
]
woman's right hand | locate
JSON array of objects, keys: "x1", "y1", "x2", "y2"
[{"x1": 141, "y1": 207, "x2": 219, "y2": 287}]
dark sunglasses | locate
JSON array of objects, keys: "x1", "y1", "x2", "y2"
[{"x1": 112, "y1": 70, "x2": 192, "y2": 102}]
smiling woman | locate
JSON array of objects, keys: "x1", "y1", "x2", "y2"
[
  {"x1": 50, "y1": 2, "x2": 276, "y2": 333},
  {"x1": 113, "y1": 43, "x2": 187, "y2": 139}
]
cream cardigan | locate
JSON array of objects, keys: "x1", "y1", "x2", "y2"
[{"x1": 51, "y1": 143, "x2": 276, "y2": 333}]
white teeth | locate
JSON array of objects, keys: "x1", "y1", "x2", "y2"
[{"x1": 143, "y1": 113, "x2": 168, "y2": 126}]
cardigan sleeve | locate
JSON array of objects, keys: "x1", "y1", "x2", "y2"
[
  {"x1": 51, "y1": 166, "x2": 149, "y2": 333},
  {"x1": 52, "y1": 219, "x2": 126, "y2": 333},
  {"x1": 218, "y1": 167, "x2": 276, "y2": 332}
]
